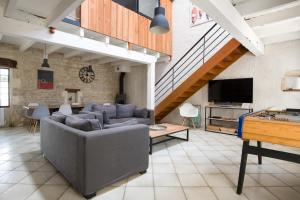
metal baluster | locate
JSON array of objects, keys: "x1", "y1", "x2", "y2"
[
  {"x1": 172, "y1": 68, "x2": 174, "y2": 91},
  {"x1": 203, "y1": 36, "x2": 205, "y2": 64}
]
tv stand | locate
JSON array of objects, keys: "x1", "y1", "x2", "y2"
[{"x1": 205, "y1": 105, "x2": 253, "y2": 135}]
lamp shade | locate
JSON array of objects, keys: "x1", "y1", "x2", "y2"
[
  {"x1": 41, "y1": 58, "x2": 50, "y2": 68},
  {"x1": 150, "y1": 7, "x2": 170, "y2": 34}
]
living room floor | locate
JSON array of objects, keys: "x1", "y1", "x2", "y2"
[{"x1": 0, "y1": 128, "x2": 299, "y2": 200}]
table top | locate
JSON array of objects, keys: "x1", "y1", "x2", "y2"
[{"x1": 149, "y1": 123, "x2": 189, "y2": 139}]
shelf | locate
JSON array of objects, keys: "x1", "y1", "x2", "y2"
[
  {"x1": 206, "y1": 105, "x2": 253, "y2": 110},
  {"x1": 206, "y1": 117, "x2": 238, "y2": 122}
]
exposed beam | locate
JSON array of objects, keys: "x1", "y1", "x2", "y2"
[
  {"x1": 19, "y1": 40, "x2": 35, "y2": 52},
  {"x1": 97, "y1": 57, "x2": 119, "y2": 65},
  {"x1": 110, "y1": 60, "x2": 143, "y2": 67},
  {"x1": 262, "y1": 30, "x2": 300, "y2": 44},
  {"x1": 246, "y1": 5, "x2": 300, "y2": 27},
  {"x1": 0, "y1": 16, "x2": 156, "y2": 64},
  {"x1": 47, "y1": 0, "x2": 85, "y2": 27},
  {"x1": 82, "y1": 54, "x2": 104, "y2": 62},
  {"x1": 156, "y1": 56, "x2": 171, "y2": 63},
  {"x1": 234, "y1": 0, "x2": 295, "y2": 17},
  {"x1": 47, "y1": 45, "x2": 62, "y2": 54},
  {"x1": 4, "y1": 0, "x2": 18, "y2": 17},
  {"x1": 64, "y1": 50, "x2": 83, "y2": 58},
  {"x1": 253, "y1": 17, "x2": 300, "y2": 38},
  {"x1": 192, "y1": 0, "x2": 264, "y2": 56}
]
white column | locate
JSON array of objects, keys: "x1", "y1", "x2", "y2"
[{"x1": 147, "y1": 62, "x2": 156, "y2": 110}]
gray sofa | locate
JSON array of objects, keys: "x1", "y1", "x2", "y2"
[
  {"x1": 80, "y1": 103, "x2": 155, "y2": 125},
  {"x1": 40, "y1": 117, "x2": 149, "y2": 199}
]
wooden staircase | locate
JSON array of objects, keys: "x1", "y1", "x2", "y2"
[{"x1": 155, "y1": 38, "x2": 248, "y2": 121}]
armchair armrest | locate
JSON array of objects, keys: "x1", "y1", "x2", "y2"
[{"x1": 147, "y1": 109, "x2": 155, "y2": 125}]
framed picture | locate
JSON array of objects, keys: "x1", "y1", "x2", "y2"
[
  {"x1": 190, "y1": 2, "x2": 212, "y2": 27},
  {"x1": 37, "y1": 70, "x2": 54, "y2": 89}
]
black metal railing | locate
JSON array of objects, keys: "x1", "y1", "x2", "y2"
[{"x1": 155, "y1": 23, "x2": 230, "y2": 103}]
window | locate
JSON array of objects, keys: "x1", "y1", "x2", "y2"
[
  {"x1": 0, "y1": 68, "x2": 9, "y2": 107},
  {"x1": 113, "y1": 0, "x2": 158, "y2": 19}
]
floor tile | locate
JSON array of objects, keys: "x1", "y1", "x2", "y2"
[
  {"x1": 19, "y1": 171, "x2": 55, "y2": 185},
  {"x1": 174, "y1": 164, "x2": 198, "y2": 174},
  {"x1": 0, "y1": 161, "x2": 23, "y2": 170},
  {"x1": 58, "y1": 187, "x2": 85, "y2": 200},
  {"x1": 14, "y1": 161, "x2": 45, "y2": 172},
  {"x1": 249, "y1": 174, "x2": 286, "y2": 186},
  {"x1": 94, "y1": 187, "x2": 124, "y2": 200},
  {"x1": 243, "y1": 187, "x2": 278, "y2": 200},
  {"x1": 127, "y1": 174, "x2": 153, "y2": 187},
  {"x1": 27, "y1": 185, "x2": 68, "y2": 200},
  {"x1": 178, "y1": 174, "x2": 207, "y2": 186},
  {"x1": 183, "y1": 187, "x2": 217, "y2": 200},
  {"x1": 152, "y1": 163, "x2": 175, "y2": 174},
  {"x1": 212, "y1": 187, "x2": 248, "y2": 200},
  {"x1": 196, "y1": 164, "x2": 221, "y2": 174},
  {"x1": 276, "y1": 164, "x2": 300, "y2": 173},
  {"x1": 215, "y1": 164, "x2": 240, "y2": 174},
  {"x1": 0, "y1": 171, "x2": 29, "y2": 183},
  {"x1": 203, "y1": 174, "x2": 234, "y2": 187},
  {"x1": 124, "y1": 187, "x2": 154, "y2": 200},
  {"x1": 153, "y1": 174, "x2": 181, "y2": 186},
  {"x1": 152, "y1": 155, "x2": 172, "y2": 163},
  {"x1": 267, "y1": 187, "x2": 300, "y2": 200},
  {"x1": 226, "y1": 173, "x2": 260, "y2": 186},
  {"x1": 45, "y1": 173, "x2": 69, "y2": 185},
  {"x1": 0, "y1": 184, "x2": 38, "y2": 200},
  {"x1": 0, "y1": 183, "x2": 12, "y2": 193},
  {"x1": 155, "y1": 187, "x2": 186, "y2": 200},
  {"x1": 272, "y1": 173, "x2": 300, "y2": 186}
]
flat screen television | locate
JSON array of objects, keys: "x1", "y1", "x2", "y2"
[{"x1": 208, "y1": 78, "x2": 253, "y2": 103}]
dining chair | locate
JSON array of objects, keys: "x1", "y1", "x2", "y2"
[
  {"x1": 58, "y1": 103, "x2": 72, "y2": 115},
  {"x1": 28, "y1": 105, "x2": 50, "y2": 133},
  {"x1": 179, "y1": 103, "x2": 199, "y2": 128}
]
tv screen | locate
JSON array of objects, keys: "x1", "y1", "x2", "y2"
[{"x1": 208, "y1": 78, "x2": 253, "y2": 103}]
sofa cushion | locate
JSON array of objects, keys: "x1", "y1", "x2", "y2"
[
  {"x1": 65, "y1": 116, "x2": 93, "y2": 131},
  {"x1": 134, "y1": 108, "x2": 148, "y2": 118},
  {"x1": 82, "y1": 102, "x2": 97, "y2": 112},
  {"x1": 116, "y1": 104, "x2": 136, "y2": 118},
  {"x1": 50, "y1": 112, "x2": 67, "y2": 124},
  {"x1": 108, "y1": 118, "x2": 133, "y2": 124},
  {"x1": 135, "y1": 118, "x2": 151, "y2": 125},
  {"x1": 104, "y1": 119, "x2": 138, "y2": 129},
  {"x1": 75, "y1": 113, "x2": 96, "y2": 119},
  {"x1": 92, "y1": 104, "x2": 116, "y2": 118}
]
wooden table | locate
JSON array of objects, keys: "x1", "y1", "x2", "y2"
[
  {"x1": 237, "y1": 110, "x2": 300, "y2": 195},
  {"x1": 149, "y1": 123, "x2": 189, "y2": 154}
]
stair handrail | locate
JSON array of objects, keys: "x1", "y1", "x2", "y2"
[
  {"x1": 155, "y1": 23, "x2": 217, "y2": 87},
  {"x1": 155, "y1": 22, "x2": 230, "y2": 103}
]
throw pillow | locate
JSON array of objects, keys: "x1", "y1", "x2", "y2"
[
  {"x1": 104, "y1": 119, "x2": 138, "y2": 129},
  {"x1": 75, "y1": 113, "x2": 96, "y2": 119},
  {"x1": 116, "y1": 104, "x2": 136, "y2": 118},
  {"x1": 134, "y1": 108, "x2": 148, "y2": 118},
  {"x1": 65, "y1": 116, "x2": 93, "y2": 131},
  {"x1": 91, "y1": 112, "x2": 104, "y2": 128},
  {"x1": 50, "y1": 112, "x2": 67, "y2": 123},
  {"x1": 92, "y1": 104, "x2": 117, "y2": 119},
  {"x1": 87, "y1": 119, "x2": 102, "y2": 130}
]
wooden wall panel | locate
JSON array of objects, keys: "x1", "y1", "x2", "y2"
[
  {"x1": 110, "y1": 1, "x2": 117, "y2": 37},
  {"x1": 103, "y1": 0, "x2": 111, "y2": 35},
  {"x1": 80, "y1": 0, "x2": 89, "y2": 28},
  {"x1": 81, "y1": 0, "x2": 173, "y2": 56},
  {"x1": 122, "y1": 8, "x2": 129, "y2": 41},
  {"x1": 96, "y1": 0, "x2": 103, "y2": 33}
]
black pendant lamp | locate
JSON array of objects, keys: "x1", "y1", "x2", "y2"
[
  {"x1": 150, "y1": 0, "x2": 170, "y2": 34},
  {"x1": 41, "y1": 44, "x2": 50, "y2": 68}
]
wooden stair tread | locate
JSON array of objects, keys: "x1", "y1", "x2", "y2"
[{"x1": 155, "y1": 40, "x2": 248, "y2": 120}]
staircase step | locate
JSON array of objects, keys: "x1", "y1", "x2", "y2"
[{"x1": 155, "y1": 39, "x2": 248, "y2": 121}]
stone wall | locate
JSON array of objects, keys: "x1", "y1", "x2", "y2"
[{"x1": 0, "y1": 43, "x2": 119, "y2": 127}]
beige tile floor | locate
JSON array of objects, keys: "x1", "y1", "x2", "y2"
[{"x1": 0, "y1": 127, "x2": 300, "y2": 200}]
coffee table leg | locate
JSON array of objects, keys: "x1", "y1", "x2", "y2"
[
  {"x1": 186, "y1": 129, "x2": 189, "y2": 141},
  {"x1": 149, "y1": 138, "x2": 152, "y2": 155}
]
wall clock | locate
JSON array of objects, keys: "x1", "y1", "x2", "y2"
[{"x1": 79, "y1": 65, "x2": 95, "y2": 83}]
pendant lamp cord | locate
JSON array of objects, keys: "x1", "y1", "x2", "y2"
[{"x1": 158, "y1": 0, "x2": 160, "y2": 7}]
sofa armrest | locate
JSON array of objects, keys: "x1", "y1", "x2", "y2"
[
  {"x1": 147, "y1": 109, "x2": 155, "y2": 125},
  {"x1": 83, "y1": 124, "x2": 149, "y2": 194}
]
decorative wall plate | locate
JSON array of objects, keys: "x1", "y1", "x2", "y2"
[{"x1": 79, "y1": 65, "x2": 95, "y2": 83}]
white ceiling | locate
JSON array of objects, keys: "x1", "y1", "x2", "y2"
[
  {"x1": 231, "y1": 0, "x2": 300, "y2": 45},
  {"x1": 16, "y1": 0, "x2": 62, "y2": 18}
]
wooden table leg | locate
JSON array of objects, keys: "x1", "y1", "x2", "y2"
[{"x1": 237, "y1": 141, "x2": 249, "y2": 194}]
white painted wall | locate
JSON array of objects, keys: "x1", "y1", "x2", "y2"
[
  {"x1": 156, "y1": 0, "x2": 216, "y2": 82},
  {"x1": 162, "y1": 39, "x2": 300, "y2": 125}
]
